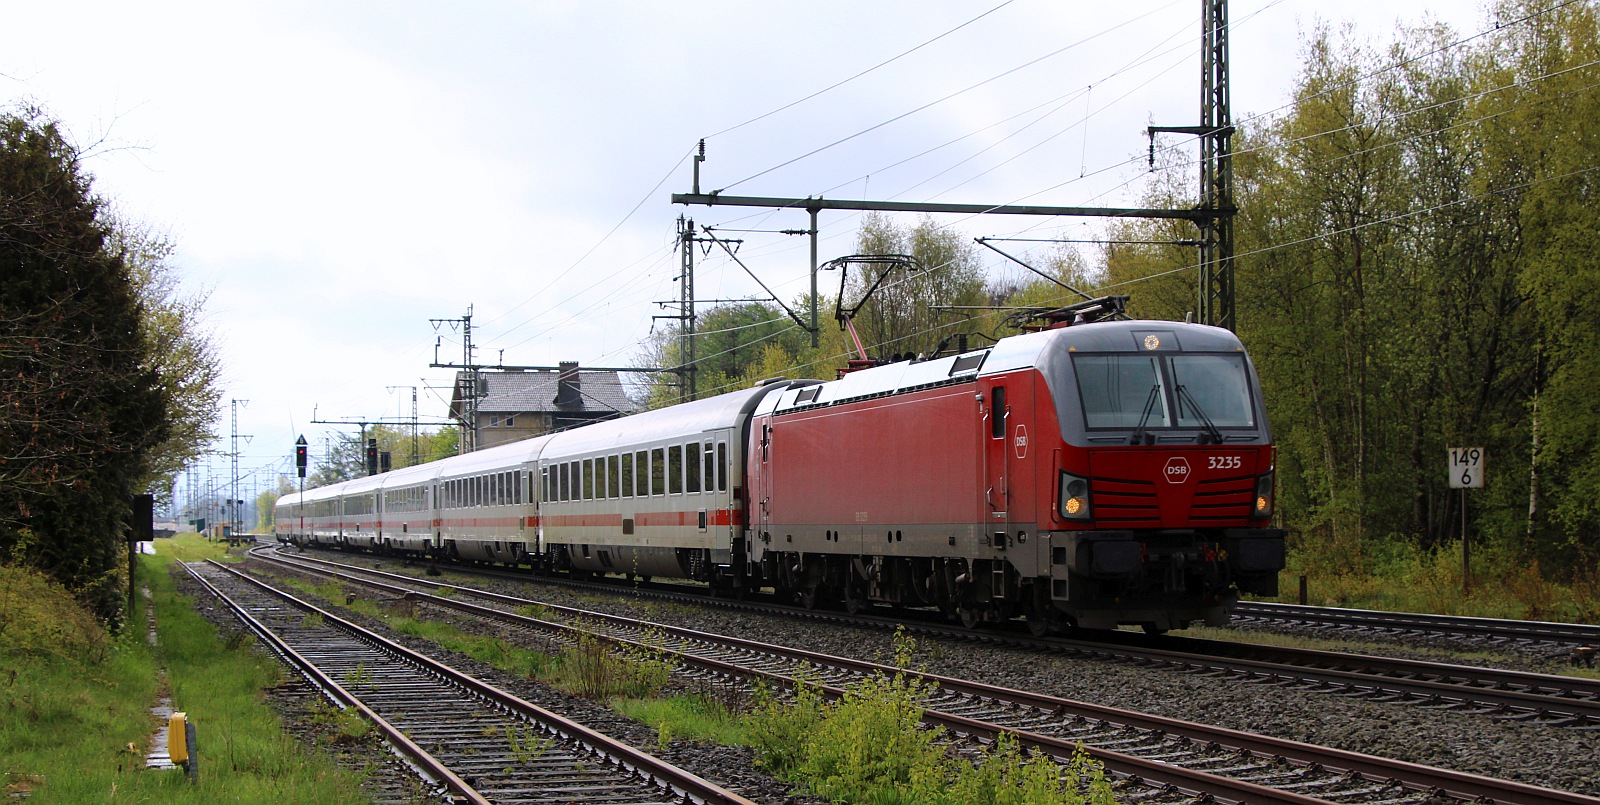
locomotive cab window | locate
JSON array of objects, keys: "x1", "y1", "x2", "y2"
[
  {"x1": 1169, "y1": 354, "x2": 1255, "y2": 428},
  {"x1": 1073, "y1": 353, "x2": 1255, "y2": 432}
]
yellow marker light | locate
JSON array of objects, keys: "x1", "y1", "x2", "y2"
[
  {"x1": 1143, "y1": 334, "x2": 1161, "y2": 350},
  {"x1": 1256, "y1": 496, "x2": 1269, "y2": 512},
  {"x1": 1064, "y1": 497, "x2": 1083, "y2": 515}
]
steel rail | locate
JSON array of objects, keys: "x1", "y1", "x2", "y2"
[
  {"x1": 253, "y1": 548, "x2": 1600, "y2": 805},
  {"x1": 1232, "y1": 600, "x2": 1600, "y2": 649},
  {"x1": 196, "y1": 559, "x2": 756, "y2": 805}
]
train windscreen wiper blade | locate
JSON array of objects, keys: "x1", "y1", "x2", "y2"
[
  {"x1": 1128, "y1": 384, "x2": 1161, "y2": 445},
  {"x1": 1177, "y1": 385, "x2": 1224, "y2": 445}
]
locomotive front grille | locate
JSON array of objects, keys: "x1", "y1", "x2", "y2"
[
  {"x1": 1090, "y1": 477, "x2": 1159, "y2": 525},
  {"x1": 1190, "y1": 475, "x2": 1257, "y2": 521},
  {"x1": 1087, "y1": 473, "x2": 1257, "y2": 526}
]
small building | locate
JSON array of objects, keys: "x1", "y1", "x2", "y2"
[{"x1": 450, "y1": 362, "x2": 636, "y2": 450}]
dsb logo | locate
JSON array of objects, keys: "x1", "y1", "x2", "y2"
[{"x1": 1163, "y1": 457, "x2": 1191, "y2": 484}]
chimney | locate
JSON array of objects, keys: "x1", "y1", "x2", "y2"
[{"x1": 555, "y1": 361, "x2": 581, "y2": 408}]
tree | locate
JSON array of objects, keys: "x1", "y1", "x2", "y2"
[
  {"x1": 0, "y1": 107, "x2": 168, "y2": 624},
  {"x1": 111, "y1": 218, "x2": 222, "y2": 506}
]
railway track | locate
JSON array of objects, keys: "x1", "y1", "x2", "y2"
[
  {"x1": 251, "y1": 547, "x2": 1600, "y2": 805},
  {"x1": 286, "y1": 545, "x2": 1600, "y2": 731},
  {"x1": 1231, "y1": 600, "x2": 1600, "y2": 656},
  {"x1": 183, "y1": 559, "x2": 753, "y2": 805}
]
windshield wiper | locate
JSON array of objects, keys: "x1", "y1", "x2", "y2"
[
  {"x1": 1177, "y1": 385, "x2": 1224, "y2": 445},
  {"x1": 1128, "y1": 384, "x2": 1161, "y2": 445}
]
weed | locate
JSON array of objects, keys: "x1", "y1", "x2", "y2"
[
  {"x1": 552, "y1": 631, "x2": 673, "y2": 700},
  {"x1": 342, "y1": 662, "x2": 375, "y2": 691},
  {"x1": 301, "y1": 612, "x2": 325, "y2": 628},
  {"x1": 505, "y1": 723, "x2": 554, "y2": 763},
  {"x1": 515, "y1": 603, "x2": 555, "y2": 621}
]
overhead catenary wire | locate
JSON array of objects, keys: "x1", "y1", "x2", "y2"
[
  {"x1": 714, "y1": 0, "x2": 1187, "y2": 194},
  {"x1": 703, "y1": 0, "x2": 1022, "y2": 141}
]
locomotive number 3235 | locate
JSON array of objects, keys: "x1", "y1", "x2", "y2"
[{"x1": 1207, "y1": 456, "x2": 1241, "y2": 470}]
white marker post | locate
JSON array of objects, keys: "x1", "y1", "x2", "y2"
[{"x1": 1448, "y1": 447, "x2": 1485, "y2": 593}]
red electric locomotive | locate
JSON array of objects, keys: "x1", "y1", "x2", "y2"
[{"x1": 746, "y1": 310, "x2": 1285, "y2": 634}]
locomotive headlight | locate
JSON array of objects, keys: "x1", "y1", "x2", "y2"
[
  {"x1": 1254, "y1": 470, "x2": 1275, "y2": 518},
  {"x1": 1059, "y1": 472, "x2": 1092, "y2": 520}
]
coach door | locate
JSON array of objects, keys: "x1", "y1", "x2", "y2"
[{"x1": 983, "y1": 375, "x2": 1036, "y2": 543}]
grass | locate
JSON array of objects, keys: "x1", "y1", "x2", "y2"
[{"x1": 0, "y1": 534, "x2": 369, "y2": 803}]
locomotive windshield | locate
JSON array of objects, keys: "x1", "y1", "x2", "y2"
[
  {"x1": 1075, "y1": 355, "x2": 1168, "y2": 428},
  {"x1": 1169, "y1": 355, "x2": 1255, "y2": 428},
  {"x1": 1073, "y1": 353, "x2": 1255, "y2": 431}
]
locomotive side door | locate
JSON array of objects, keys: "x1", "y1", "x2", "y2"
[
  {"x1": 753, "y1": 415, "x2": 774, "y2": 539},
  {"x1": 982, "y1": 374, "x2": 1037, "y2": 542}
]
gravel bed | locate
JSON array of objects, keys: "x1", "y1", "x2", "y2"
[{"x1": 303, "y1": 552, "x2": 1600, "y2": 799}]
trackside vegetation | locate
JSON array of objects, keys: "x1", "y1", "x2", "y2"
[
  {"x1": 281, "y1": 572, "x2": 1120, "y2": 800},
  {"x1": 0, "y1": 536, "x2": 367, "y2": 803},
  {"x1": 282, "y1": 577, "x2": 1121, "y2": 804}
]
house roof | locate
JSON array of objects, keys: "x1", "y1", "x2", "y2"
[{"x1": 449, "y1": 368, "x2": 637, "y2": 419}]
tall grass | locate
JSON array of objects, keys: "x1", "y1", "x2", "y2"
[{"x1": 1277, "y1": 532, "x2": 1600, "y2": 622}]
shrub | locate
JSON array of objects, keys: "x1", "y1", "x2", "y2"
[
  {"x1": 749, "y1": 629, "x2": 1119, "y2": 804},
  {"x1": 0, "y1": 563, "x2": 108, "y2": 661}
]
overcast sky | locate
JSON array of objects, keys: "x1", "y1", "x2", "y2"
[{"x1": 2, "y1": 1, "x2": 1493, "y2": 502}]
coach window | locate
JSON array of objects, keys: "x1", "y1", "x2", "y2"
[
  {"x1": 620, "y1": 453, "x2": 634, "y2": 499},
  {"x1": 717, "y1": 442, "x2": 728, "y2": 492},
  {"x1": 636, "y1": 450, "x2": 649, "y2": 496},
  {"x1": 703, "y1": 442, "x2": 715, "y2": 494},
  {"x1": 606, "y1": 455, "x2": 618, "y2": 498},
  {"x1": 991, "y1": 387, "x2": 1008, "y2": 439},
  {"x1": 668, "y1": 445, "x2": 683, "y2": 494},
  {"x1": 686, "y1": 443, "x2": 701, "y2": 493},
  {"x1": 558, "y1": 462, "x2": 569, "y2": 502},
  {"x1": 579, "y1": 458, "x2": 591, "y2": 500},
  {"x1": 651, "y1": 448, "x2": 665, "y2": 495}
]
